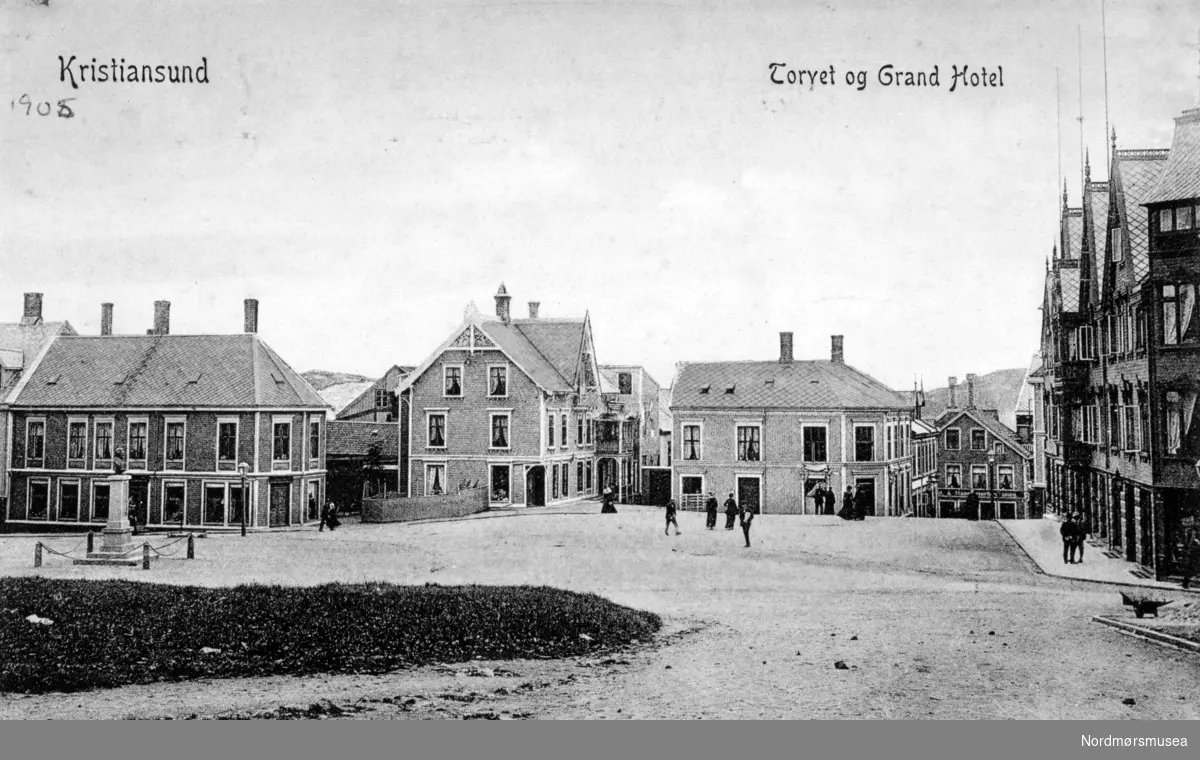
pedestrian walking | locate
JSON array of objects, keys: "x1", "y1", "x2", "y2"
[
  {"x1": 838, "y1": 487, "x2": 856, "y2": 521},
  {"x1": 601, "y1": 487, "x2": 618, "y2": 514},
  {"x1": 321, "y1": 500, "x2": 340, "y2": 532},
  {"x1": 724, "y1": 493, "x2": 738, "y2": 530},
  {"x1": 705, "y1": 492, "x2": 719, "y2": 530},
  {"x1": 665, "y1": 499, "x2": 680, "y2": 536},
  {"x1": 1060, "y1": 513, "x2": 1078, "y2": 564},
  {"x1": 740, "y1": 503, "x2": 755, "y2": 548},
  {"x1": 822, "y1": 486, "x2": 836, "y2": 516},
  {"x1": 1074, "y1": 512, "x2": 1089, "y2": 563},
  {"x1": 1180, "y1": 522, "x2": 1200, "y2": 590},
  {"x1": 853, "y1": 486, "x2": 868, "y2": 521}
]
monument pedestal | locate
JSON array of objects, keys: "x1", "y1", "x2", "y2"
[{"x1": 74, "y1": 474, "x2": 155, "y2": 567}]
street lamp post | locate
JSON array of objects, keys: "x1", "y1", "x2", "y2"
[
  {"x1": 987, "y1": 449, "x2": 997, "y2": 521},
  {"x1": 237, "y1": 461, "x2": 250, "y2": 537}
]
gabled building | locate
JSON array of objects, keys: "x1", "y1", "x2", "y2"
[
  {"x1": 395, "y1": 285, "x2": 612, "y2": 508},
  {"x1": 670, "y1": 333, "x2": 914, "y2": 515},
  {"x1": 0, "y1": 293, "x2": 77, "y2": 520},
  {"x1": 325, "y1": 419, "x2": 400, "y2": 510},
  {"x1": 599, "y1": 365, "x2": 666, "y2": 499},
  {"x1": 1015, "y1": 352, "x2": 1046, "y2": 517},
  {"x1": 336, "y1": 365, "x2": 414, "y2": 422},
  {"x1": 3, "y1": 298, "x2": 328, "y2": 533}
]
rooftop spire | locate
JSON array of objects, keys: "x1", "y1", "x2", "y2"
[
  {"x1": 1111, "y1": 125, "x2": 1117, "y2": 154},
  {"x1": 1062, "y1": 179, "x2": 1068, "y2": 209}
]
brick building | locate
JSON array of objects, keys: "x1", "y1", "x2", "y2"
[
  {"x1": 2, "y1": 299, "x2": 328, "y2": 533},
  {"x1": 0, "y1": 293, "x2": 77, "y2": 522},
  {"x1": 670, "y1": 333, "x2": 914, "y2": 515},
  {"x1": 599, "y1": 365, "x2": 666, "y2": 499},
  {"x1": 396, "y1": 285, "x2": 615, "y2": 508}
]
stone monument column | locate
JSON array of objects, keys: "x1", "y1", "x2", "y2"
[{"x1": 75, "y1": 447, "x2": 148, "y2": 566}]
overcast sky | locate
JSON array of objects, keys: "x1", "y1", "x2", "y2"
[{"x1": 3, "y1": 0, "x2": 1199, "y2": 393}]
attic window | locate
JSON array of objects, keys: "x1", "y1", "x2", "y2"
[
  {"x1": 725, "y1": 385, "x2": 736, "y2": 394},
  {"x1": 114, "y1": 373, "x2": 129, "y2": 385},
  {"x1": 46, "y1": 374, "x2": 60, "y2": 385},
  {"x1": 270, "y1": 372, "x2": 285, "y2": 385},
  {"x1": 699, "y1": 385, "x2": 711, "y2": 394},
  {"x1": 187, "y1": 372, "x2": 202, "y2": 385},
  {"x1": 764, "y1": 379, "x2": 775, "y2": 386}
]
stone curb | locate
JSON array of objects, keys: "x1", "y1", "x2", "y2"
[{"x1": 1092, "y1": 615, "x2": 1200, "y2": 654}]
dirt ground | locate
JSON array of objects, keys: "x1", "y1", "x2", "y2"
[{"x1": 2, "y1": 507, "x2": 1198, "y2": 720}]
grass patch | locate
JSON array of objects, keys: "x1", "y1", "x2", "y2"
[{"x1": 0, "y1": 578, "x2": 661, "y2": 694}]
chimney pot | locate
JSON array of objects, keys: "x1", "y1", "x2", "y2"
[
  {"x1": 966, "y1": 373, "x2": 977, "y2": 410},
  {"x1": 948, "y1": 377, "x2": 958, "y2": 408},
  {"x1": 101, "y1": 303, "x2": 114, "y2": 336},
  {"x1": 153, "y1": 300, "x2": 171, "y2": 335},
  {"x1": 528, "y1": 301, "x2": 540, "y2": 319},
  {"x1": 779, "y1": 332, "x2": 794, "y2": 364},
  {"x1": 244, "y1": 298, "x2": 259, "y2": 333},
  {"x1": 21, "y1": 293, "x2": 43, "y2": 325},
  {"x1": 494, "y1": 283, "x2": 512, "y2": 324},
  {"x1": 831, "y1": 335, "x2": 844, "y2": 364}
]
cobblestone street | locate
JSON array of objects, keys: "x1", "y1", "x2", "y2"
[{"x1": 2, "y1": 507, "x2": 1198, "y2": 719}]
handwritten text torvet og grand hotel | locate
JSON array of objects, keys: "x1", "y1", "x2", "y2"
[{"x1": 769, "y1": 63, "x2": 1003, "y2": 92}]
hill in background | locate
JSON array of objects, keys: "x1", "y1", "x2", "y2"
[
  {"x1": 301, "y1": 370, "x2": 375, "y2": 391},
  {"x1": 919, "y1": 368, "x2": 1027, "y2": 429}
]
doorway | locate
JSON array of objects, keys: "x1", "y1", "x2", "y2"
[
  {"x1": 855, "y1": 478, "x2": 876, "y2": 517},
  {"x1": 269, "y1": 481, "x2": 290, "y2": 527},
  {"x1": 525, "y1": 465, "x2": 545, "y2": 507},
  {"x1": 1124, "y1": 483, "x2": 1136, "y2": 562},
  {"x1": 737, "y1": 476, "x2": 761, "y2": 514}
]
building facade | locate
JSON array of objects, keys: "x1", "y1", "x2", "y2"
[
  {"x1": 599, "y1": 365, "x2": 666, "y2": 499},
  {"x1": 1039, "y1": 105, "x2": 1200, "y2": 580},
  {"x1": 396, "y1": 285, "x2": 617, "y2": 508},
  {"x1": 336, "y1": 365, "x2": 413, "y2": 422},
  {"x1": 670, "y1": 333, "x2": 915, "y2": 515},
  {"x1": 3, "y1": 299, "x2": 328, "y2": 533}
]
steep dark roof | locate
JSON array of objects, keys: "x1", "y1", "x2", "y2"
[
  {"x1": 1145, "y1": 107, "x2": 1200, "y2": 204},
  {"x1": 1062, "y1": 208, "x2": 1084, "y2": 261},
  {"x1": 672, "y1": 360, "x2": 910, "y2": 410},
  {"x1": 9, "y1": 334, "x2": 326, "y2": 408},
  {"x1": 1059, "y1": 266, "x2": 1082, "y2": 313},
  {"x1": 479, "y1": 319, "x2": 586, "y2": 393},
  {"x1": 326, "y1": 420, "x2": 399, "y2": 458},
  {"x1": 1112, "y1": 149, "x2": 1170, "y2": 283},
  {"x1": 1087, "y1": 181, "x2": 1110, "y2": 302}
]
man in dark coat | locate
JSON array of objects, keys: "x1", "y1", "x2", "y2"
[
  {"x1": 705, "y1": 493, "x2": 719, "y2": 530},
  {"x1": 822, "y1": 486, "x2": 836, "y2": 516},
  {"x1": 838, "y1": 487, "x2": 855, "y2": 520},
  {"x1": 853, "y1": 486, "x2": 868, "y2": 520},
  {"x1": 665, "y1": 499, "x2": 680, "y2": 536},
  {"x1": 724, "y1": 493, "x2": 738, "y2": 530},
  {"x1": 1060, "y1": 513, "x2": 1078, "y2": 564},
  {"x1": 1073, "y1": 512, "x2": 1089, "y2": 563},
  {"x1": 740, "y1": 503, "x2": 755, "y2": 548}
]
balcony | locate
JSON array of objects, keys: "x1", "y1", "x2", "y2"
[{"x1": 1061, "y1": 440, "x2": 1091, "y2": 465}]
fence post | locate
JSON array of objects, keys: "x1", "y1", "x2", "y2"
[
  {"x1": 187, "y1": 533, "x2": 195, "y2": 560},
  {"x1": 87, "y1": 531, "x2": 94, "y2": 554},
  {"x1": 34, "y1": 542, "x2": 42, "y2": 568},
  {"x1": 142, "y1": 542, "x2": 150, "y2": 570}
]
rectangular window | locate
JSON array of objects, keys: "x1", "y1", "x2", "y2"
[
  {"x1": 425, "y1": 463, "x2": 446, "y2": 495},
  {"x1": 737, "y1": 425, "x2": 761, "y2": 462},
  {"x1": 218, "y1": 422, "x2": 238, "y2": 463},
  {"x1": 1124, "y1": 404, "x2": 1139, "y2": 453},
  {"x1": 59, "y1": 481, "x2": 80, "y2": 520},
  {"x1": 229, "y1": 484, "x2": 246, "y2": 526},
  {"x1": 1078, "y1": 325, "x2": 1095, "y2": 360},
  {"x1": 802, "y1": 426, "x2": 827, "y2": 463},
  {"x1": 548, "y1": 414, "x2": 555, "y2": 447},
  {"x1": 272, "y1": 422, "x2": 290, "y2": 463},
  {"x1": 586, "y1": 417, "x2": 593, "y2": 444},
  {"x1": 1110, "y1": 227, "x2": 1123, "y2": 262},
  {"x1": 561, "y1": 463, "x2": 569, "y2": 496},
  {"x1": 128, "y1": 421, "x2": 147, "y2": 462},
  {"x1": 971, "y1": 429, "x2": 986, "y2": 450},
  {"x1": 586, "y1": 460, "x2": 593, "y2": 491},
  {"x1": 682, "y1": 424, "x2": 701, "y2": 460},
  {"x1": 945, "y1": 428, "x2": 960, "y2": 450},
  {"x1": 374, "y1": 389, "x2": 390, "y2": 409},
  {"x1": 95, "y1": 421, "x2": 113, "y2": 460},
  {"x1": 490, "y1": 414, "x2": 510, "y2": 449},
  {"x1": 488, "y1": 366, "x2": 508, "y2": 397},
  {"x1": 577, "y1": 462, "x2": 584, "y2": 494},
  {"x1": 561, "y1": 414, "x2": 568, "y2": 447},
  {"x1": 618, "y1": 372, "x2": 632, "y2": 395},
  {"x1": 427, "y1": 414, "x2": 446, "y2": 448},
  {"x1": 68, "y1": 421, "x2": 87, "y2": 461},
  {"x1": 1162, "y1": 284, "x2": 1197, "y2": 345},
  {"x1": 444, "y1": 366, "x2": 463, "y2": 397},
  {"x1": 552, "y1": 464, "x2": 560, "y2": 499},
  {"x1": 166, "y1": 421, "x2": 185, "y2": 465},
  {"x1": 204, "y1": 484, "x2": 226, "y2": 525},
  {"x1": 577, "y1": 416, "x2": 584, "y2": 444},
  {"x1": 26, "y1": 420, "x2": 45, "y2": 463},
  {"x1": 29, "y1": 480, "x2": 49, "y2": 520},
  {"x1": 1178, "y1": 205, "x2": 1194, "y2": 230},
  {"x1": 490, "y1": 465, "x2": 510, "y2": 502},
  {"x1": 1160, "y1": 208, "x2": 1175, "y2": 232},
  {"x1": 309, "y1": 420, "x2": 320, "y2": 460},
  {"x1": 997, "y1": 465, "x2": 1015, "y2": 490},
  {"x1": 854, "y1": 425, "x2": 875, "y2": 462},
  {"x1": 971, "y1": 465, "x2": 988, "y2": 490},
  {"x1": 163, "y1": 483, "x2": 186, "y2": 525},
  {"x1": 93, "y1": 482, "x2": 110, "y2": 522}
]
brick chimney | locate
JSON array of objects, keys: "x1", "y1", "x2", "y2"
[
  {"x1": 966, "y1": 373, "x2": 977, "y2": 410},
  {"x1": 21, "y1": 293, "x2": 43, "y2": 326},
  {"x1": 101, "y1": 303, "x2": 113, "y2": 336},
  {"x1": 948, "y1": 377, "x2": 958, "y2": 408},
  {"x1": 494, "y1": 283, "x2": 511, "y2": 324},
  {"x1": 528, "y1": 301, "x2": 540, "y2": 319},
  {"x1": 244, "y1": 298, "x2": 259, "y2": 333},
  {"x1": 831, "y1": 335, "x2": 844, "y2": 364},
  {"x1": 779, "y1": 332, "x2": 794, "y2": 364},
  {"x1": 153, "y1": 301, "x2": 170, "y2": 335}
]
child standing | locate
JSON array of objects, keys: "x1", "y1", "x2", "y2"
[{"x1": 665, "y1": 499, "x2": 680, "y2": 536}]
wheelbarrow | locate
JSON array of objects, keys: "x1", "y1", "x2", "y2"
[{"x1": 1120, "y1": 591, "x2": 1173, "y2": 619}]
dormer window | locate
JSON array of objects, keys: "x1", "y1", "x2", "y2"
[
  {"x1": 725, "y1": 385, "x2": 736, "y2": 395},
  {"x1": 699, "y1": 385, "x2": 710, "y2": 395}
]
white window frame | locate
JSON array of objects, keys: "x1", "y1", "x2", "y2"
[
  {"x1": 91, "y1": 480, "x2": 111, "y2": 523},
  {"x1": 548, "y1": 413, "x2": 556, "y2": 448},
  {"x1": 443, "y1": 363, "x2": 465, "y2": 398},
  {"x1": 93, "y1": 417, "x2": 115, "y2": 464},
  {"x1": 161, "y1": 480, "x2": 188, "y2": 526},
  {"x1": 202, "y1": 480, "x2": 229, "y2": 526},
  {"x1": 27, "y1": 478, "x2": 50, "y2": 521},
  {"x1": 424, "y1": 462, "x2": 447, "y2": 496},
  {"x1": 488, "y1": 410, "x2": 513, "y2": 451},
  {"x1": 970, "y1": 428, "x2": 987, "y2": 451},
  {"x1": 679, "y1": 473, "x2": 705, "y2": 501},
  {"x1": 216, "y1": 416, "x2": 240, "y2": 471},
  {"x1": 305, "y1": 479, "x2": 321, "y2": 523},
  {"x1": 126, "y1": 416, "x2": 149, "y2": 467},
  {"x1": 681, "y1": 421, "x2": 703, "y2": 462},
  {"x1": 944, "y1": 427, "x2": 961, "y2": 451},
  {"x1": 997, "y1": 465, "x2": 1016, "y2": 491},
  {"x1": 271, "y1": 415, "x2": 292, "y2": 470},
  {"x1": 164, "y1": 416, "x2": 187, "y2": 469},
  {"x1": 560, "y1": 411, "x2": 568, "y2": 449},
  {"x1": 24, "y1": 416, "x2": 47, "y2": 468},
  {"x1": 735, "y1": 420, "x2": 763, "y2": 463},
  {"x1": 308, "y1": 416, "x2": 321, "y2": 464},
  {"x1": 489, "y1": 463, "x2": 512, "y2": 504},
  {"x1": 945, "y1": 463, "x2": 962, "y2": 489},
  {"x1": 66, "y1": 416, "x2": 88, "y2": 468},
  {"x1": 971, "y1": 465, "x2": 988, "y2": 490},
  {"x1": 426, "y1": 408, "x2": 449, "y2": 450},
  {"x1": 854, "y1": 423, "x2": 876, "y2": 462},
  {"x1": 57, "y1": 478, "x2": 82, "y2": 521},
  {"x1": 735, "y1": 472, "x2": 764, "y2": 513},
  {"x1": 486, "y1": 363, "x2": 510, "y2": 398}
]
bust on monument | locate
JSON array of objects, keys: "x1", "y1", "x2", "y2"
[{"x1": 112, "y1": 446, "x2": 126, "y2": 475}]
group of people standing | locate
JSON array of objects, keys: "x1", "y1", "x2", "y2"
[
  {"x1": 1058, "y1": 512, "x2": 1090, "y2": 564},
  {"x1": 694, "y1": 492, "x2": 755, "y2": 547}
]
